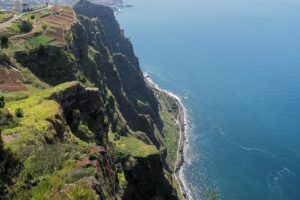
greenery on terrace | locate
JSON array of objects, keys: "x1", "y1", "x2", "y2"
[
  {"x1": 1, "y1": 6, "x2": 77, "y2": 52},
  {"x1": 26, "y1": 34, "x2": 54, "y2": 48},
  {"x1": 114, "y1": 136, "x2": 159, "y2": 158},
  {"x1": 1, "y1": 81, "x2": 79, "y2": 150},
  {"x1": 0, "y1": 13, "x2": 13, "y2": 23}
]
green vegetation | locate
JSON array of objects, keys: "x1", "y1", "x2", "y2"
[
  {"x1": 1, "y1": 35, "x2": 8, "y2": 48},
  {"x1": 40, "y1": 9, "x2": 51, "y2": 16},
  {"x1": 8, "y1": 22, "x2": 21, "y2": 34},
  {"x1": 19, "y1": 20, "x2": 33, "y2": 33},
  {"x1": 155, "y1": 90, "x2": 180, "y2": 169},
  {"x1": 29, "y1": 164, "x2": 96, "y2": 200},
  {"x1": 30, "y1": 15, "x2": 35, "y2": 20},
  {"x1": 15, "y1": 108, "x2": 24, "y2": 118},
  {"x1": 115, "y1": 136, "x2": 159, "y2": 157},
  {"x1": 0, "y1": 106, "x2": 17, "y2": 130},
  {"x1": 11, "y1": 142, "x2": 89, "y2": 199},
  {"x1": 2, "y1": 82, "x2": 78, "y2": 149},
  {"x1": 88, "y1": 152, "x2": 97, "y2": 160},
  {"x1": 26, "y1": 35, "x2": 55, "y2": 48},
  {"x1": 117, "y1": 171, "x2": 126, "y2": 189},
  {"x1": 0, "y1": 95, "x2": 5, "y2": 108},
  {"x1": 7, "y1": 20, "x2": 33, "y2": 35},
  {"x1": 0, "y1": 136, "x2": 22, "y2": 198},
  {"x1": 66, "y1": 183, "x2": 97, "y2": 200},
  {"x1": 0, "y1": 13, "x2": 12, "y2": 23},
  {"x1": 65, "y1": 167, "x2": 94, "y2": 183}
]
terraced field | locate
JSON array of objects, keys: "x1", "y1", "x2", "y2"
[
  {"x1": 45, "y1": 25, "x2": 64, "y2": 43},
  {"x1": 7, "y1": 6, "x2": 77, "y2": 50},
  {"x1": 43, "y1": 6, "x2": 76, "y2": 44},
  {"x1": 0, "y1": 6, "x2": 76, "y2": 92},
  {"x1": 0, "y1": 66, "x2": 27, "y2": 92}
]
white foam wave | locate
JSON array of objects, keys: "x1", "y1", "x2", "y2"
[
  {"x1": 236, "y1": 144, "x2": 281, "y2": 158},
  {"x1": 278, "y1": 167, "x2": 296, "y2": 177},
  {"x1": 143, "y1": 72, "x2": 194, "y2": 200},
  {"x1": 216, "y1": 125, "x2": 281, "y2": 159}
]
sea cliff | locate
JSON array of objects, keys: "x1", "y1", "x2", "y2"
[{"x1": 0, "y1": 0, "x2": 184, "y2": 199}]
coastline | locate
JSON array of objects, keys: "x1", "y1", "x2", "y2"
[{"x1": 143, "y1": 73, "x2": 190, "y2": 200}]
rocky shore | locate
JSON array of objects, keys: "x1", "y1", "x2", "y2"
[{"x1": 144, "y1": 74, "x2": 190, "y2": 200}]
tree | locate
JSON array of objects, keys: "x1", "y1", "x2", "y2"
[
  {"x1": 19, "y1": 20, "x2": 33, "y2": 33},
  {"x1": 30, "y1": 15, "x2": 35, "y2": 20},
  {"x1": 0, "y1": 35, "x2": 8, "y2": 48},
  {"x1": 15, "y1": 108, "x2": 24, "y2": 118},
  {"x1": 0, "y1": 95, "x2": 5, "y2": 108}
]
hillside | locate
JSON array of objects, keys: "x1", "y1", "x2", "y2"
[{"x1": 0, "y1": 1, "x2": 183, "y2": 199}]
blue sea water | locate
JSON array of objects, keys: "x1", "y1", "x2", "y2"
[{"x1": 116, "y1": 0, "x2": 300, "y2": 199}]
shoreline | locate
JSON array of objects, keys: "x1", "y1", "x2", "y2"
[{"x1": 143, "y1": 73, "x2": 191, "y2": 200}]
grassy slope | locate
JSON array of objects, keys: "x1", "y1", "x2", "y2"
[
  {"x1": 114, "y1": 136, "x2": 159, "y2": 158},
  {"x1": 2, "y1": 82, "x2": 78, "y2": 150},
  {"x1": 0, "y1": 13, "x2": 13, "y2": 23},
  {"x1": 154, "y1": 89, "x2": 185, "y2": 200},
  {"x1": 154, "y1": 89, "x2": 180, "y2": 169},
  {"x1": 1, "y1": 81, "x2": 99, "y2": 199}
]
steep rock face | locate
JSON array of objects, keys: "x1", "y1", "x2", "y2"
[
  {"x1": 75, "y1": 146, "x2": 121, "y2": 200},
  {"x1": 49, "y1": 83, "x2": 119, "y2": 145},
  {"x1": 73, "y1": 0, "x2": 138, "y2": 66},
  {"x1": 13, "y1": 2, "x2": 163, "y2": 147},
  {"x1": 50, "y1": 83, "x2": 103, "y2": 120},
  {"x1": 14, "y1": 46, "x2": 78, "y2": 85},
  {"x1": 73, "y1": 0, "x2": 163, "y2": 146},
  {"x1": 123, "y1": 155, "x2": 178, "y2": 200}
]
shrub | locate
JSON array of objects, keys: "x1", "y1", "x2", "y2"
[
  {"x1": 73, "y1": 152, "x2": 81, "y2": 160},
  {"x1": 0, "y1": 36, "x2": 8, "y2": 48},
  {"x1": 21, "y1": 143, "x2": 65, "y2": 178},
  {"x1": 8, "y1": 23, "x2": 21, "y2": 34},
  {"x1": 0, "y1": 95, "x2": 5, "y2": 108},
  {"x1": 88, "y1": 153, "x2": 97, "y2": 161},
  {"x1": 31, "y1": 177, "x2": 52, "y2": 199},
  {"x1": 77, "y1": 122, "x2": 94, "y2": 141},
  {"x1": 15, "y1": 108, "x2": 24, "y2": 118},
  {"x1": 114, "y1": 134, "x2": 120, "y2": 141},
  {"x1": 0, "y1": 108, "x2": 16, "y2": 127},
  {"x1": 19, "y1": 20, "x2": 33, "y2": 33},
  {"x1": 42, "y1": 24, "x2": 47, "y2": 30},
  {"x1": 65, "y1": 168, "x2": 94, "y2": 184},
  {"x1": 30, "y1": 15, "x2": 35, "y2": 20},
  {"x1": 66, "y1": 184, "x2": 96, "y2": 200}
]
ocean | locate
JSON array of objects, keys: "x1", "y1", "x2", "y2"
[{"x1": 116, "y1": 0, "x2": 300, "y2": 199}]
